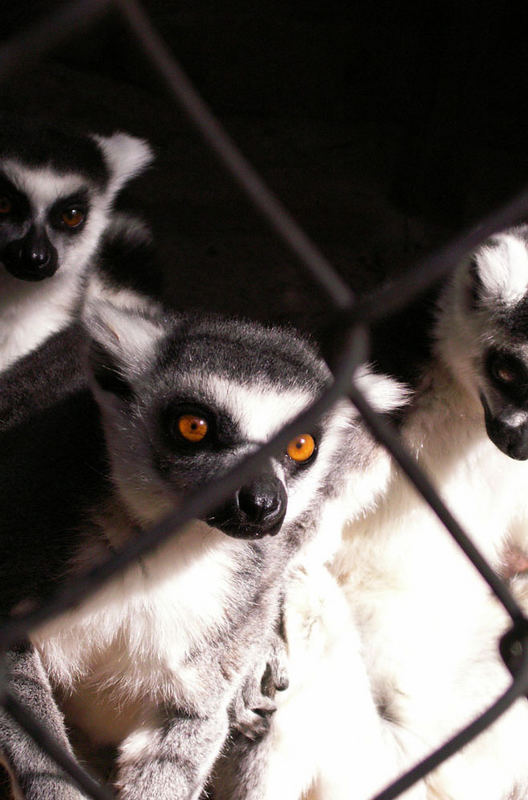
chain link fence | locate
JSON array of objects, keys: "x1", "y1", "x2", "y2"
[{"x1": 1, "y1": 2, "x2": 528, "y2": 799}]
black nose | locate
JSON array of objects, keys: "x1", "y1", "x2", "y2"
[
  {"x1": 481, "y1": 395, "x2": 528, "y2": 461},
  {"x1": 237, "y1": 477, "x2": 284, "y2": 523},
  {"x1": 28, "y1": 243, "x2": 50, "y2": 269},
  {"x1": 2, "y1": 227, "x2": 58, "y2": 281},
  {"x1": 489, "y1": 419, "x2": 528, "y2": 460},
  {"x1": 208, "y1": 474, "x2": 288, "y2": 539}
]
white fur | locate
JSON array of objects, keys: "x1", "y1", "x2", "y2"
[
  {"x1": 244, "y1": 563, "x2": 399, "y2": 800},
  {"x1": 85, "y1": 298, "x2": 166, "y2": 380},
  {"x1": 474, "y1": 234, "x2": 528, "y2": 305},
  {"x1": 190, "y1": 375, "x2": 316, "y2": 445},
  {"x1": 330, "y1": 291, "x2": 528, "y2": 796},
  {"x1": 2, "y1": 161, "x2": 89, "y2": 215},
  {"x1": 91, "y1": 133, "x2": 153, "y2": 200},
  {"x1": 260, "y1": 233, "x2": 528, "y2": 800},
  {"x1": 354, "y1": 364, "x2": 410, "y2": 413},
  {"x1": 210, "y1": 377, "x2": 410, "y2": 800},
  {"x1": 86, "y1": 275, "x2": 163, "y2": 316},
  {"x1": 333, "y1": 403, "x2": 528, "y2": 799},
  {"x1": 35, "y1": 519, "x2": 243, "y2": 745}
]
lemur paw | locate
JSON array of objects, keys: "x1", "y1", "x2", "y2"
[
  {"x1": 263, "y1": 635, "x2": 289, "y2": 695},
  {"x1": 231, "y1": 674, "x2": 277, "y2": 740},
  {"x1": 233, "y1": 699, "x2": 276, "y2": 741},
  {"x1": 231, "y1": 633, "x2": 290, "y2": 741}
]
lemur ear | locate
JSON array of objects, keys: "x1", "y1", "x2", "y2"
[
  {"x1": 353, "y1": 365, "x2": 410, "y2": 414},
  {"x1": 468, "y1": 233, "x2": 528, "y2": 307},
  {"x1": 91, "y1": 132, "x2": 154, "y2": 199},
  {"x1": 84, "y1": 300, "x2": 165, "y2": 398}
]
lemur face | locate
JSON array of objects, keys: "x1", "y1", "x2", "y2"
[
  {"x1": 0, "y1": 160, "x2": 101, "y2": 281},
  {"x1": 443, "y1": 227, "x2": 528, "y2": 460},
  {"x1": 86, "y1": 302, "x2": 364, "y2": 537},
  {"x1": 154, "y1": 382, "x2": 320, "y2": 539},
  {"x1": 480, "y1": 343, "x2": 528, "y2": 459},
  {"x1": 0, "y1": 120, "x2": 153, "y2": 283}
]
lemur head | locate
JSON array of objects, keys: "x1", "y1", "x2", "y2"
[
  {"x1": 84, "y1": 300, "x2": 405, "y2": 540},
  {"x1": 0, "y1": 118, "x2": 153, "y2": 283},
  {"x1": 435, "y1": 225, "x2": 528, "y2": 460}
]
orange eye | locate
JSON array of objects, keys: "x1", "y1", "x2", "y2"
[
  {"x1": 287, "y1": 434, "x2": 316, "y2": 463},
  {"x1": 61, "y1": 208, "x2": 85, "y2": 228},
  {"x1": 0, "y1": 197, "x2": 11, "y2": 214},
  {"x1": 178, "y1": 414, "x2": 209, "y2": 442}
]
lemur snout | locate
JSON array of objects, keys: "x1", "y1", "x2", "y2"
[
  {"x1": 2, "y1": 227, "x2": 58, "y2": 281},
  {"x1": 208, "y1": 474, "x2": 288, "y2": 539},
  {"x1": 484, "y1": 413, "x2": 528, "y2": 460},
  {"x1": 480, "y1": 392, "x2": 528, "y2": 461},
  {"x1": 237, "y1": 476, "x2": 287, "y2": 526}
]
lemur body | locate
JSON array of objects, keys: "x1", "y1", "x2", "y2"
[
  {"x1": 331, "y1": 227, "x2": 528, "y2": 799},
  {"x1": 224, "y1": 226, "x2": 528, "y2": 800},
  {"x1": 0, "y1": 298, "x2": 406, "y2": 799},
  {"x1": 0, "y1": 117, "x2": 153, "y2": 371},
  {"x1": 213, "y1": 558, "x2": 419, "y2": 800}
]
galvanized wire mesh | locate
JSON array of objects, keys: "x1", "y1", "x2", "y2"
[{"x1": 1, "y1": 2, "x2": 528, "y2": 799}]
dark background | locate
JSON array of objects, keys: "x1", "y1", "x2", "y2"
[
  {"x1": 1, "y1": 0, "x2": 527, "y2": 346},
  {"x1": 1, "y1": 5, "x2": 525, "y2": 793}
]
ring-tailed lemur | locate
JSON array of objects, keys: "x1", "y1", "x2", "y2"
[
  {"x1": 0, "y1": 116, "x2": 153, "y2": 371},
  {"x1": 331, "y1": 226, "x2": 528, "y2": 799},
  {"x1": 0, "y1": 296, "x2": 407, "y2": 800},
  {"x1": 222, "y1": 226, "x2": 528, "y2": 800}
]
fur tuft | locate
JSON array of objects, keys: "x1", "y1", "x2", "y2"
[
  {"x1": 354, "y1": 364, "x2": 410, "y2": 413},
  {"x1": 84, "y1": 299, "x2": 165, "y2": 391},
  {"x1": 91, "y1": 132, "x2": 154, "y2": 199},
  {"x1": 471, "y1": 231, "x2": 528, "y2": 306}
]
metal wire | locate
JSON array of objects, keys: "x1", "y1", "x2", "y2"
[
  {"x1": 348, "y1": 382, "x2": 525, "y2": 622},
  {"x1": 0, "y1": 2, "x2": 528, "y2": 800},
  {"x1": 114, "y1": 0, "x2": 355, "y2": 312},
  {"x1": 372, "y1": 641, "x2": 528, "y2": 800},
  {"x1": 358, "y1": 186, "x2": 528, "y2": 321}
]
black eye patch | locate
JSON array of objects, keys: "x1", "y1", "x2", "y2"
[
  {"x1": 48, "y1": 190, "x2": 89, "y2": 233},
  {"x1": 282, "y1": 419, "x2": 323, "y2": 478},
  {"x1": 485, "y1": 349, "x2": 528, "y2": 404},
  {"x1": 160, "y1": 398, "x2": 241, "y2": 454},
  {"x1": 0, "y1": 173, "x2": 30, "y2": 222},
  {"x1": 165, "y1": 404, "x2": 214, "y2": 450}
]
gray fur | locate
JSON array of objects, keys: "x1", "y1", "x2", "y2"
[{"x1": 0, "y1": 644, "x2": 85, "y2": 800}]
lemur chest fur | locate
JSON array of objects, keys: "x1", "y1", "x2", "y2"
[
  {"x1": 0, "y1": 277, "x2": 77, "y2": 368},
  {"x1": 33, "y1": 519, "x2": 255, "y2": 742}
]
